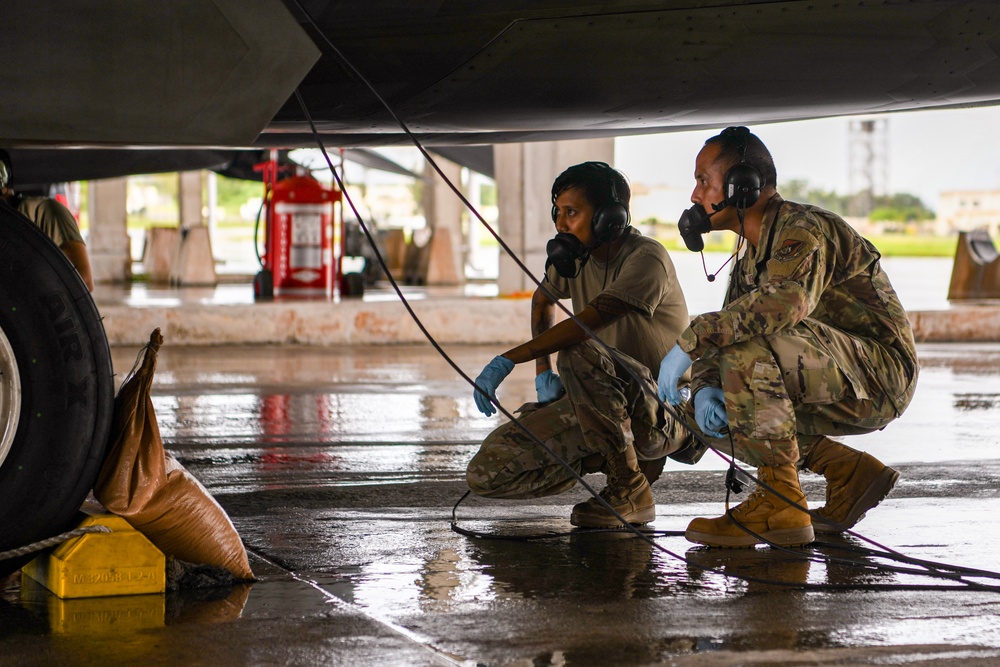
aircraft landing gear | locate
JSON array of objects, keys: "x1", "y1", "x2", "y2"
[{"x1": 0, "y1": 205, "x2": 114, "y2": 576}]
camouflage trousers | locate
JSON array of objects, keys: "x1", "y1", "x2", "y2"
[
  {"x1": 466, "y1": 340, "x2": 693, "y2": 499},
  {"x1": 699, "y1": 319, "x2": 907, "y2": 468}
]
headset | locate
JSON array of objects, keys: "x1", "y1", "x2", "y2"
[
  {"x1": 718, "y1": 126, "x2": 762, "y2": 212},
  {"x1": 545, "y1": 161, "x2": 631, "y2": 279}
]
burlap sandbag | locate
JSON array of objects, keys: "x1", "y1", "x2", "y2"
[{"x1": 94, "y1": 329, "x2": 253, "y2": 580}]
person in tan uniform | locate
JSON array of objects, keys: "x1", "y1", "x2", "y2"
[
  {"x1": 467, "y1": 161, "x2": 695, "y2": 528},
  {"x1": 0, "y1": 150, "x2": 94, "y2": 291},
  {"x1": 658, "y1": 126, "x2": 918, "y2": 547}
]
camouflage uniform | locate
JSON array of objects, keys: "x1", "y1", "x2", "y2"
[
  {"x1": 467, "y1": 229, "x2": 694, "y2": 499},
  {"x1": 679, "y1": 195, "x2": 919, "y2": 467},
  {"x1": 467, "y1": 340, "x2": 693, "y2": 498}
]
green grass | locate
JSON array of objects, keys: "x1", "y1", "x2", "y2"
[
  {"x1": 658, "y1": 233, "x2": 958, "y2": 258},
  {"x1": 863, "y1": 234, "x2": 957, "y2": 257}
]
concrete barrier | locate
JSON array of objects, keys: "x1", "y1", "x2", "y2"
[
  {"x1": 142, "y1": 227, "x2": 179, "y2": 283},
  {"x1": 169, "y1": 226, "x2": 217, "y2": 287},
  {"x1": 98, "y1": 297, "x2": 1000, "y2": 347},
  {"x1": 909, "y1": 305, "x2": 1000, "y2": 342},
  {"x1": 100, "y1": 297, "x2": 532, "y2": 346},
  {"x1": 948, "y1": 229, "x2": 1000, "y2": 300}
]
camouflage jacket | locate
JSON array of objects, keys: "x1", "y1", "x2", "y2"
[{"x1": 679, "y1": 194, "x2": 918, "y2": 415}]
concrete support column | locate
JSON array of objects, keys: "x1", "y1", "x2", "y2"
[
  {"x1": 172, "y1": 169, "x2": 216, "y2": 285},
  {"x1": 465, "y1": 170, "x2": 489, "y2": 278},
  {"x1": 423, "y1": 158, "x2": 465, "y2": 285},
  {"x1": 87, "y1": 177, "x2": 132, "y2": 284},
  {"x1": 178, "y1": 170, "x2": 203, "y2": 229},
  {"x1": 206, "y1": 170, "x2": 218, "y2": 236},
  {"x1": 494, "y1": 138, "x2": 615, "y2": 295}
]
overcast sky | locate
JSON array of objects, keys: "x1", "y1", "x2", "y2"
[
  {"x1": 356, "y1": 105, "x2": 1000, "y2": 220},
  {"x1": 616, "y1": 105, "x2": 1000, "y2": 214}
]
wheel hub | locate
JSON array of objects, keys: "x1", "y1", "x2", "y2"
[{"x1": 0, "y1": 324, "x2": 22, "y2": 469}]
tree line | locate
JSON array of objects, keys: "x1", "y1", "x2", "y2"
[{"x1": 780, "y1": 179, "x2": 935, "y2": 222}]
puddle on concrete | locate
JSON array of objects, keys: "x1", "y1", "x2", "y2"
[
  {"x1": 7, "y1": 342, "x2": 985, "y2": 664},
  {"x1": 118, "y1": 343, "x2": 1000, "y2": 480},
  {"x1": 154, "y1": 391, "x2": 491, "y2": 450},
  {"x1": 173, "y1": 443, "x2": 479, "y2": 495},
  {"x1": 6, "y1": 517, "x2": 1000, "y2": 663},
  {"x1": 1, "y1": 574, "x2": 253, "y2": 638}
]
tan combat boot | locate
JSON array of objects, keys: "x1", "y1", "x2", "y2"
[
  {"x1": 685, "y1": 463, "x2": 814, "y2": 548},
  {"x1": 570, "y1": 445, "x2": 655, "y2": 528},
  {"x1": 804, "y1": 437, "x2": 899, "y2": 534}
]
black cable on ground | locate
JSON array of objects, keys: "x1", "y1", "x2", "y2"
[
  {"x1": 295, "y1": 87, "x2": 1000, "y2": 592},
  {"x1": 287, "y1": 2, "x2": 1000, "y2": 593},
  {"x1": 813, "y1": 539, "x2": 1000, "y2": 581},
  {"x1": 293, "y1": 89, "x2": 676, "y2": 556},
  {"x1": 706, "y1": 448, "x2": 1000, "y2": 588},
  {"x1": 719, "y1": 510, "x2": 1000, "y2": 592},
  {"x1": 289, "y1": 87, "x2": 849, "y2": 593}
]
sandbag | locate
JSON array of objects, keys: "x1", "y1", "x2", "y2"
[{"x1": 94, "y1": 329, "x2": 253, "y2": 580}]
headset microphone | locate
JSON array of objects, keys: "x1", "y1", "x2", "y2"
[
  {"x1": 678, "y1": 200, "x2": 744, "y2": 282},
  {"x1": 545, "y1": 233, "x2": 591, "y2": 279},
  {"x1": 677, "y1": 203, "x2": 714, "y2": 252}
]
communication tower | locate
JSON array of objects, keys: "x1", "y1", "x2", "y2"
[{"x1": 847, "y1": 117, "x2": 889, "y2": 217}]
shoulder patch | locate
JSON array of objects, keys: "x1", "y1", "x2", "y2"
[{"x1": 774, "y1": 239, "x2": 806, "y2": 263}]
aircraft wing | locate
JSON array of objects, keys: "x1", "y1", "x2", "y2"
[
  {"x1": 265, "y1": 0, "x2": 1000, "y2": 146},
  {"x1": 3, "y1": 0, "x2": 999, "y2": 153}
]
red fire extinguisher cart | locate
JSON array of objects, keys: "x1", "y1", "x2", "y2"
[{"x1": 269, "y1": 174, "x2": 340, "y2": 298}]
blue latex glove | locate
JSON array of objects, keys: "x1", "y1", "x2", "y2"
[
  {"x1": 657, "y1": 343, "x2": 693, "y2": 405},
  {"x1": 473, "y1": 355, "x2": 515, "y2": 416},
  {"x1": 694, "y1": 387, "x2": 729, "y2": 438},
  {"x1": 535, "y1": 370, "x2": 565, "y2": 404}
]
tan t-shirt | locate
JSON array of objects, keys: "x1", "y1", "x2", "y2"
[
  {"x1": 17, "y1": 196, "x2": 85, "y2": 246},
  {"x1": 543, "y1": 227, "x2": 688, "y2": 376}
]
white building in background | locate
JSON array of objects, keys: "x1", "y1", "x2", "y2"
[{"x1": 938, "y1": 190, "x2": 1000, "y2": 238}]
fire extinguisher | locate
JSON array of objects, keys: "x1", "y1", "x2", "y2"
[{"x1": 269, "y1": 174, "x2": 339, "y2": 297}]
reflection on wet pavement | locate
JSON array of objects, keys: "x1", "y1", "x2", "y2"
[{"x1": 2, "y1": 342, "x2": 1000, "y2": 665}]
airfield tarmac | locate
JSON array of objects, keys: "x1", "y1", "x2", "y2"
[{"x1": 3, "y1": 333, "x2": 1000, "y2": 666}]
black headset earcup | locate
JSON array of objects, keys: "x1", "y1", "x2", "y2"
[
  {"x1": 591, "y1": 201, "x2": 630, "y2": 244},
  {"x1": 723, "y1": 163, "x2": 762, "y2": 208}
]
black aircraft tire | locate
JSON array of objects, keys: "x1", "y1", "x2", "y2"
[{"x1": 0, "y1": 206, "x2": 114, "y2": 575}]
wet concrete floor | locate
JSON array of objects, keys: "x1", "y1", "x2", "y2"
[{"x1": 4, "y1": 341, "x2": 1000, "y2": 666}]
